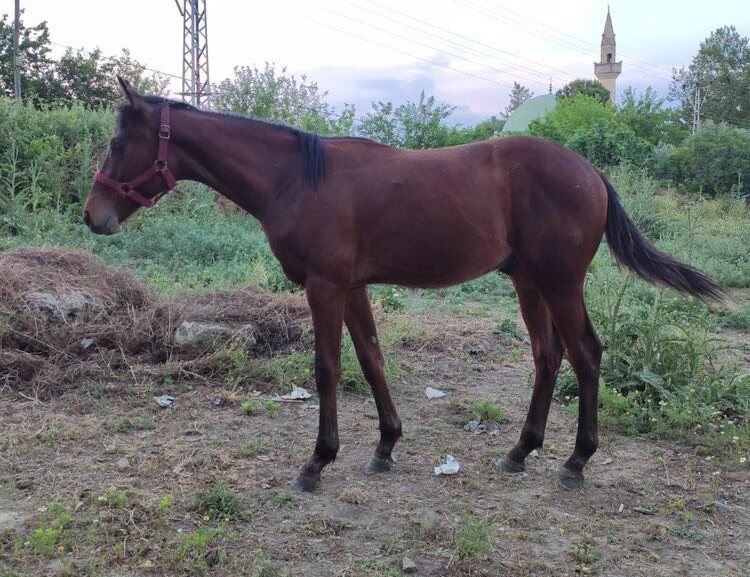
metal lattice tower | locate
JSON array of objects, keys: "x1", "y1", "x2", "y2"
[{"x1": 174, "y1": 0, "x2": 211, "y2": 108}]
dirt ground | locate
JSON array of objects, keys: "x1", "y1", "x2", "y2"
[{"x1": 1, "y1": 311, "x2": 748, "y2": 577}]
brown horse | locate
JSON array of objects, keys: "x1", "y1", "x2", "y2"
[{"x1": 84, "y1": 77, "x2": 723, "y2": 491}]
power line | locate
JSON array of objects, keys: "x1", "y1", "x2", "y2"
[
  {"x1": 469, "y1": 0, "x2": 673, "y2": 82},
  {"x1": 485, "y1": 0, "x2": 673, "y2": 79},
  {"x1": 349, "y1": 0, "x2": 576, "y2": 86},
  {"x1": 49, "y1": 41, "x2": 183, "y2": 81},
  {"x1": 303, "y1": 14, "x2": 519, "y2": 92},
  {"x1": 453, "y1": 0, "x2": 673, "y2": 83},
  {"x1": 311, "y1": 4, "x2": 549, "y2": 92}
]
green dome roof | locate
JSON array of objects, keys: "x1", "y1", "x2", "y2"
[{"x1": 502, "y1": 94, "x2": 557, "y2": 133}]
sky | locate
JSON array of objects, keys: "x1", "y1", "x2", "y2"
[{"x1": 6, "y1": 0, "x2": 749, "y2": 124}]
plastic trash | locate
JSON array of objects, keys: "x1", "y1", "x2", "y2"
[
  {"x1": 434, "y1": 454, "x2": 460, "y2": 475},
  {"x1": 279, "y1": 386, "x2": 312, "y2": 401},
  {"x1": 425, "y1": 386, "x2": 447, "y2": 399},
  {"x1": 154, "y1": 395, "x2": 175, "y2": 408}
]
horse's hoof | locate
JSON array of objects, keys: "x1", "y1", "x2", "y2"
[
  {"x1": 366, "y1": 456, "x2": 393, "y2": 474},
  {"x1": 559, "y1": 466, "x2": 585, "y2": 489},
  {"x1": 293, "y1": 473, "x2": 320, "y2": 493},
  {"x1": 498, "y1": 457, "x2": 525, "y2": 474}
]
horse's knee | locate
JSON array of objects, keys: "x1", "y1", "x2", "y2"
[{"x1": 314, "y1": 353, "x2": 340, "y2": 387}]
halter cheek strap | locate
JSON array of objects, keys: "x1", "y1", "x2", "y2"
[{"x1": 94, "y1": 106, "x2": 177, "y2": 208}]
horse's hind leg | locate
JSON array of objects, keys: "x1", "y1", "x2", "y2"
[
  {"x1": 544, "y1": 285, "x2": 603, "y2": 488},
  {"x1": 344, "y1": 286, "x2": 402, "y2": 473},
  {"x1": 501, "y1": 274, "x2": 564, "y2": 473}
]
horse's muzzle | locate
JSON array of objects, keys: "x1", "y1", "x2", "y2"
[{"x1": 83, "y1": 211, "x2": 120, "y2": 235}]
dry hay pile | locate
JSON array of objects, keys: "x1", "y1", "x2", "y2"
[{"x1": 0, "y1": 247, "x2": 311, "y2": 397}]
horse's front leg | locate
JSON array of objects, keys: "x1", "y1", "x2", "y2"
[
  {"x1": 344, "y1": 286, "x2": 402, "y2": 473},
  {"x1": 293, "y1": 277, "x2": 347, "y2": 492}
]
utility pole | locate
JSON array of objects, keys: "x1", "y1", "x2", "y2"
[
  {"x1": 692, "y1": 82, "x2": 702, "y2": 134},
  {"x1": 174, "y1": 0, "x2": 211, "y2": 108},
  {"x1": 13, "y1": 0, "x2": 21, "y2": 99}
]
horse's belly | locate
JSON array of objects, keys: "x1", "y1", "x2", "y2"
[{"x1": 355, "y1": 220, "x2": 511, "y2": 288}]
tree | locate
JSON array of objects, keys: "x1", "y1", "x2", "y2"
[
  {"x1": 214, "y1": 62, "x2": 354, "y2": 135},
  {"x1": 557, "y1": 79, "x2": 611, "y2": 105},
  {"x1": 658, "y1": 122, "x2": 750, "y2": 197},
  {"x1": 52, "y1": 48, "x2": 169, "y2": 106},
  {"x1": 1, "y1": 13, "x2": 167, "y2": 107},
  {"x1": 617, "y1": 86, "x2": 686, "y2": 145},
  {"x1": 358, "y1": 90, "x2": 456, "y2": 149},
  {"x1": 503, "y1": 82, "x2": 533, "y2": 117},
  {"x1": 670, "y1": 26, "x2": 750, "y2": 129},
  {"x1": 0, "y1": 13, "x2": 56, "y2": 101},
  {"x1": 529, "y1": 94, "x2": 653, "y2": 167},
  {"x1": 529, "y1": 94, "x2": 613, "y2": 143}
]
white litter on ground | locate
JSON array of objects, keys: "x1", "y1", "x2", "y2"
[
  {"x1": 434, "y1": 454, "x2": 460, "y2": 475},
  {"x1": 279, "y1": 386, "x2": 312, "y2": 401},
  {"x1": 425, "y1": 386, "x2": 447, "y2": 399},
  {"x1": 153, "y1": 395, "x2": 175, "y2": 408}
]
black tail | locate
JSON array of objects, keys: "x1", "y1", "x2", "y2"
[{"x1": 600, "y1": 172, "x2": 724, "y2": 302}]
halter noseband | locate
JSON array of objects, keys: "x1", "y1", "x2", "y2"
[{"x1": 93, "y1": 106, "x2": 177, "y2": 208}]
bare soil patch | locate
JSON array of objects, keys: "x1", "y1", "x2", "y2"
[{"x1": 0, "y1": 250, "x2": 747, "y2": 576}]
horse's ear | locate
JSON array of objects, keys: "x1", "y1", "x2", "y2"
[{"x1": 117, "y1": 75, "x2": 144, "y2": 110}]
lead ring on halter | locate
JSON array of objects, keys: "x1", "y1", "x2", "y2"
[{"x1": 93, "y1": 105, "x2": 177, "y2": 208}]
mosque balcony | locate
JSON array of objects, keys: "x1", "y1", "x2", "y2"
[{"x1": 594, "y1": 61, "x2": 622, "y2": 76}]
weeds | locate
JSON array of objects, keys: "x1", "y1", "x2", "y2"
[
  {"x1": 242, "y1": 397, "x2": 281, "y2": 418},
  {"x1": 232, "y1": 435, "x2": 270, "y2": 458},
  {"x1": 468, "y1": 399, "x2": 505, "y2": 424},
  {"x1": 195, "y1": 482, "x2": 246, "y2": 523},
  {"x1": 21, "y1": 502, "x2": 73, "y2": 558},
  {"x1": 242, "y1": 397, "x2": 262, "y2": 416},
  {"x1": 453, "y1": 515, "x2": 493, "y2": 562},
  {"x1": 570, "y1": 534, "x2": 601, "y2": 574},
  {"x1": 96, "y1": 486, "x2": 127, "y2": 508},
  {"x1": 171, "y1": 525, "x2": 228, "y2": 571}
]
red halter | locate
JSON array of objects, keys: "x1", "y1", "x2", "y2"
[{"x1": 93, "y1": 106, "x2": 177, "y2": 208}]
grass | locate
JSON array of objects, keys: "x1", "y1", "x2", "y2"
[
  {"x1": 242, "y1": 397, "x2": 263, "y2": 416},
  {"x1": 453, "y1": 515, "x2": 493, "y2": 563},
  {"x1": 570, "y1": 535, "x2": 601, "y2": 575},
  {"x1": 195, "y1": 483, "x2": 246, "y2": 523},
  {"x1": 95, "y1": 485, "x2": 127, "y2": 508},
  {"x1": 468, "y1": 399, "x2": 505, "y2": 424},
  {"x1": 171, "y1": 525, "x2": 228, "y2": 571},
  {"x1": 231, "y1": 435, "x2": 270, "y2": 458}
]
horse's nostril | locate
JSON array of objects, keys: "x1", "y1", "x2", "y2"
[{"x1": 82, "y1": 211, "x2": 91, "y2": 226}]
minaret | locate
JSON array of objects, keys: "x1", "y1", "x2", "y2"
[{"x1": 594, "y1": 8, "x2": 622, "y2": 102}]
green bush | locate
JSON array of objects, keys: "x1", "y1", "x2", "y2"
[
  {"x1": 657, "y1": 122, "x2": 750, "y2": 198},
  {"x1": 528, "y1": 95, "x2": 653, "y2": 168},
  {"x1": 0, "y1": 98, "x2": 113, "y2": 231}
]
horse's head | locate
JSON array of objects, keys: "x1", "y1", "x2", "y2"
[{"x1": 83, "y1": 76, "x2": 177, "y2": 235}]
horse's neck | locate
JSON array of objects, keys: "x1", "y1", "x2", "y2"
[{"x1": 173, "y1": 109, "x2": 299, "y2": 218}]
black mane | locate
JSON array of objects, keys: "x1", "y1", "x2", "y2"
[{"x1": 118, "y1": 95, "x2": 331, "y2": 187}]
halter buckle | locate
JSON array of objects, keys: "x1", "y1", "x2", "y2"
[{"x1": 159, "y1": 124, "x2": 171, "y2": 139}]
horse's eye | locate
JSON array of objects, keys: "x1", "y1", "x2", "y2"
[{"x1": 110, "y1": 138, "x2": 123, "y2": 152}]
